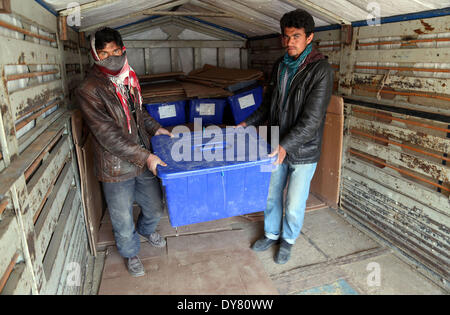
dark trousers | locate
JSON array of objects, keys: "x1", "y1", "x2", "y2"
[{"x1": 102, "y1": 169, "x2": 163, "y2": 258}]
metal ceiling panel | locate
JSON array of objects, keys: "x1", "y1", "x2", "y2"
[{"x1": 40, "y1": 0, "x2": 450, "y2": 37}]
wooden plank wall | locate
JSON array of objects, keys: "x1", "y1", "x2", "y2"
[
  {"x1": 62, "y1": 29, "x2": 89, "y2": 108},
  {"x1": 248, "y1": 15, "x2": 449, "y2": 288},
  {"x1": 0, "y1": 0, "x2": 89, "y2": 295},
  {"x1": 340, "y1": 15, "x2": 450, "y2": 288},
  {"x1": 342, "y1": 15, "x2": 450, "y2": 116}
]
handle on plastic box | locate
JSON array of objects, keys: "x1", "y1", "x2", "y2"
[{"x1": 193, "y1": 141, "x2": 231, "y2": 152}]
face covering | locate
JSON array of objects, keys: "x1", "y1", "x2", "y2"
[
  {"x1": 95, "y1": 53, "x2": 127, "y2": 73},
  {"x1": 90, "y1": 34, "x2": 143, "y2": 134}
]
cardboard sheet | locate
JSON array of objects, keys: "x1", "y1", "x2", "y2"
[
  {"x1": 310, "y1": 96, "x2": 344, "y2": 208},
  {"x1": 71, "y1": 110, "x2": 104, "y2": 256}
]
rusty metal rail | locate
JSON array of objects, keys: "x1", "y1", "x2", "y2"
[
  {"x1": 358, "y1": 37, "x2": 450, "y2": 47},
  {"x1": 6, "y1": 70, "x2": 59, "y2": 81},
  {"x1": 350, "y1": 129, "x2": 450, "y2": 162},
  {"x1": 352, "y1": 108, "x2": 450, "y2": 133},
  {"x1": 0, "y1": 253, "x2": 20, "y2": 293},
  {"x1": 0, "y1": 20, "x2": 56, "y2": 43},
  {"x1": 0, "y1": 199, "x2": 8, "y2": 216},
  {"x1": 353, "y1": 85, "x2": 450, "y2": 102},
  {"x1": 348, "y1": 149, "x2": 449, "y2": 192},
  {"x1": 354, "y1": 65, "x2": 450, "y2": 73}
]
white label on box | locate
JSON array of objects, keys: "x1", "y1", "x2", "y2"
[
  {"x1": 238, "y1": 94, "x2": 256, "y2": 109},
  {"x1": 199, "y1": 103, "x2": 215, "y2": 116},
  {"x1": 158, "y1": 105, "x2": 177, "y2": 119}
]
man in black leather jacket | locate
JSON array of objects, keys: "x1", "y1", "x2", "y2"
[{"x1": 238, "y1": 9, "x2": 333, "y2": 264}]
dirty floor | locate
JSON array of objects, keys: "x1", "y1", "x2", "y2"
[{"x1": 85, "y1": 197, "x2": 446, "y2": 295}]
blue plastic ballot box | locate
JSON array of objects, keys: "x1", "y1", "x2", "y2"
[
  {"x1": 188, "y1": 99, "x2": 227, "y2": 125},
  {"x1": 144, "y1": 100, "x2": 187, "y2": 127},
  {"x1": 151, "y1": 128, "x2": 275, "y2": 227},
  {"x1": 227, "y1": 86, "x2": 263, "y2": 124}
]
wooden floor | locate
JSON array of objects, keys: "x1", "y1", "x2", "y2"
[{"x1": 95, "y1": 194, "x2": 446, "y2": 295}]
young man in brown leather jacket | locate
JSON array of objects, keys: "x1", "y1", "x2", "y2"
[{"x1": 76, "y1": 28, "x2": 172, "y2": 277}]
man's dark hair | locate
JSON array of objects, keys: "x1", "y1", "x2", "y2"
[
  {"x1": 280, "y1": 9, "x2": 315, "y2": 37},
  {"x1": 94, "y1": 27, "x2": 124, "y2": 50}
]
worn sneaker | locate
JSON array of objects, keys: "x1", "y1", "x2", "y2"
[
  {"x1": 143, "y1": 232, "x2": 166, "y2": 248},
  {"x1": 275, "y1": 240, "x2": 292, "y2": 264},
  {"x1": 251, "y1": 236, "x2": 278, "y2": 252},
  {"x1": 127, "y1": 256, "x2": 145, "y2": 277}
]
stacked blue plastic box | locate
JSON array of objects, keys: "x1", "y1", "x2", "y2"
[
  {"x1": 226, "y1": 85, "x2": 263, "y2": 124},
  {"x1": 144, "y1": 100, "x2": 187, "y2": 127},
  {"x1": 145, "y1": 85, "x2": 263, "y2": 127}
]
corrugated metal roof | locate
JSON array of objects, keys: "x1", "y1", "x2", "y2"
[{"x1": 41, "y1": 0, "x2": 450, "y2": 37}]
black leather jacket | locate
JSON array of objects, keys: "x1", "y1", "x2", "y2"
[{"x1": 245, "y1": 48, "x2": 334, "y2": 164}]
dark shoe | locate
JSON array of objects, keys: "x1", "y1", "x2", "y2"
[
  {"x1": 127, "y1": 256, "x2": 145, "y2": 277},
  {"x1": 251, "y1": 236, "x2": 278, "y2": 252},
  {"x1": 275, "y1": 240, "x2": 292, "y2": 264},
  {"x1": 142, "y1": 232, "x2": 166, "y2": 248}
]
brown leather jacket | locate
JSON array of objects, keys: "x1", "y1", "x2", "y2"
[{"x1": 76, "y1": 66, "x2": 161, "y2": 182}]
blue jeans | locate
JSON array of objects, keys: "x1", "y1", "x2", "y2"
[
  {"x1": 102, "y1": 170, "x2": 163, "y2": 258},
  {"x1": 264, "y1": 161, "x2": 317, "y2": 245}
]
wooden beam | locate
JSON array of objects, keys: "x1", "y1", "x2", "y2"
[
  {"x1": 119, "y1": 15, "x2": 243, "y2": 41},
  {"x1": 80, "y1": 11, "x2": 143, "y2": 32},
  {"x1": 191, "y1": 0, "x2": 276, "y2": 32},
  {"x1": 79, "y1": 0, "x2": 188, "y2": 32},
  {"x1": 194, "y1": 47, "x2": 202, "y2": 69},
  {"x1": 144, "y1": 48, "x2": 151, "y2": 75},
  {"x1": 144, "y1": 11, "x2": 233, "y2": 17},
  {"x1": 217, "y1": 48, "x2": 225, "y2": 67},
  {"x1": 123, "y1": 40, "x2": 245, "y2": 48},
  {"x1": 149, "y1": 0, "x2": 191, "y2": 12},
  {"x1": 58, "y1": 16, "x2": 68, "y2": 41},
  {"x1": 0, "y1": 0, "x2": 11, "y2": 13}
]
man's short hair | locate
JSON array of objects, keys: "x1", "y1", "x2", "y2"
[
  {"x1": 94, "y1": 27, "x2": 124, "y2": 50},
  {"x1": 280, "y1": 9, "x2": 315, "y2": 37}
]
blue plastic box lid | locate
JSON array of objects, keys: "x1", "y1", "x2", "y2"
[{"x1": 151, "y1": 128, "x2": 276, "y2": 180}]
